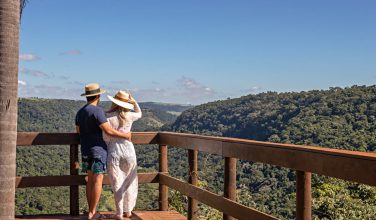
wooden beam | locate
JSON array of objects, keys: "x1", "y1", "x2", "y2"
[
  {"x1": 159, "y1": 145, "x2": 169, "y2": 211},
  {"x1": 17, "y1": 133, "x2": 80, "y2": 146},
  {"x1": 16, "y1": 173, "x2": 159, "y2": 188},
  {"x1": 296, "y1": 171, "x2": 311, "y2": 220},
  {"x1": 223, "y1": 157, "x2": 237, "y2": 220},
  {"x1": 188, "y1": 149, "x2": 198, "y2": 220},
  {"x1": 222, "y1": 141, "x2": 376, "y2": 186},
  {"x1": 158, "y1": 132, "x2": 376, "y2": 186},
  {"x1": 17, "y1": 132, "x2": 159, "y2": 146},
  {"x1": 159, "y1": 174, "x2": 279, "y2": 220},
  {"x1": 69, "y1": 144, "x2": 79, "y2": 216},
  {"x1": 158, "y1": 132, "x2": 223, "y2": 155}
]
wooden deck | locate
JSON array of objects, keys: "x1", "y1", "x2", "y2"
[
  {"x1": 15, "y1": 211, "x2": 186, "y2": 220},
  {"x1": 14, "y1": 132, "x2": 376, "y2": 220}
]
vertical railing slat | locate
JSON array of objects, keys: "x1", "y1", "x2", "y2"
[
  {"x1": 188, "y1": 149, "x2": 198, "y2": 220},
  {"x1": 69, "y1": 144, "x2": 79, "y2": 216},
  {"x1": 296, "y1": 170, "x2": 312, "y2": 220},
  {"x1": 159, "y1": 144, "x2": 169, "y2": 211},
  {"x1": 223, "y1": 157, "x2": 237, "y2": 220}
]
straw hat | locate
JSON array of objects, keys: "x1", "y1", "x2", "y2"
[
  {"x1": 81, "y1": 83, "x2": 106, "y2": 97},
  {"x1": 107, "y1": 91, "x2": 134, "y2": 110}
]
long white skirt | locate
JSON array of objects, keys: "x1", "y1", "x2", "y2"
[{"x1": 107, "y1": 140, "x2": 138, "y2": 215}]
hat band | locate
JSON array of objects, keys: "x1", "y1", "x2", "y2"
[
  {"x1": 85, "y1": 88, "x2": 101, "y2": 95},
  {"x1": 115, "y1": 95, "x2": 130, "y2": 103}
]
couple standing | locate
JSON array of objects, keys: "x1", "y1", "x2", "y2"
[{"x1": 75, "y1": 83, "x2": 141, "y2": 219}]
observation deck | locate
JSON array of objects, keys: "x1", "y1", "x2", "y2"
[{"x1": 15, "y1": 132, "x2": 376, "y2": 220}]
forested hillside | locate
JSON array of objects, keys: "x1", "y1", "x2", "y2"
[
  {"x1": 18, "y1": 98, "x2": 191, "y2": 132},
  {"x1": 167, "y1": 85, "x2": 376, "y2": 219},
  {"x1": 16, "y1": 98, "x2": 191, "y2": 215},
  {"x1": 15, "y1": 86, "x2": 376, "y2": 219}
]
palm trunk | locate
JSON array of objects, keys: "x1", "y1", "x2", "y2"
[{"x1": 0, "y1": 0, "x2": 20, "y2": 219}]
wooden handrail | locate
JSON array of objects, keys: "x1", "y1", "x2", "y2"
[
  {"x1": 158, "y1": 132, "x2": 376, "y2": 186},
  {"x1": 17, "y1": 132, "x2": 158, "y2": 146},
  {"x1": 16, "y1": 173, "x2": 159, "y2": 188},
  {"x1": 15, "y1": 131, "x2": 376, "y2": 219}
]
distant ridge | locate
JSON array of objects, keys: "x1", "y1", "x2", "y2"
[
  {"x1": 169, "y1": 85, "x2": 376, "y2": 152},
  {"x1": 17, "y1": 98, "x2": 192, "y2": 132}
]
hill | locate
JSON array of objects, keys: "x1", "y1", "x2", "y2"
[
  {"x1": 169, "y1": 86, "x2": 376, "y2": 152},
  {"x1": 166, "y1": 85, "x2": 376, "y2": 219},
  {"x1": 17, "y1": 98, "x2": 192, "y2": 132}
]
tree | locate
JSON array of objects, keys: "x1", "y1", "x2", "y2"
[{"x1": 0, "y1": 0, "x2": 20, "y2": 219}]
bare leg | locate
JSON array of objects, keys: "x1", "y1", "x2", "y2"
[
  {"x1": 86, "y1": 171, "x2": 93, "y2": 208},
  {"x1": 87, "y1": 173, "x2": 103, "y2": 219},
  {"x1": 89, "y1": 173, "x2": 104, "y2": 217},
  {"x1": 86, "y1": 171, "x2": 94, "y2": 219}
]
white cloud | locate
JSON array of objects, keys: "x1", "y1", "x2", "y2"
[
  {"x1": 18, "y1": 80, "x2": 27, "y2": 86},
  {"x1": 177, "y1": 76, "x2": 216, "y2": 96},
  {"x1": 19, "y1": 53, "x2": 40, "y2": 61},
  {"x1": 59, "y1": 49, "x2": 82, "y2": 56},
  {"x1": 19, "y1": 68, "x2": 49, "y2": 78},
  {"x1": 18, "y1": 83, "x2": 84, "y2": 100},
  {"x1": 244, "y1": 86, "x2": 263, "y2": 94}
]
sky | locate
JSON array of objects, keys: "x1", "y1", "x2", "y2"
[{"x1": 18, "y1": 0, "x2": 376, "y2": 104}]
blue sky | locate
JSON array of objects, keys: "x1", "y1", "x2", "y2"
[{"x1": 19, "y1": 0, "x2": 376, "y2": 104}]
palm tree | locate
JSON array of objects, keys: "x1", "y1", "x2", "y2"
[{"x1": 0, "y1": 0, "x2": 20, "y2": 218}]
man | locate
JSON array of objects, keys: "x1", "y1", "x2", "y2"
[{"x1": 75, "y1": 83, "x2": 131, "y2": 219}]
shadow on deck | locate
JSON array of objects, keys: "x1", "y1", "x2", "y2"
[{"x1": 15, "y1": 211, "x2": 186, "y2": 220}]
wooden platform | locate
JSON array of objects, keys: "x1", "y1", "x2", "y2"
[{"x1": 15, "y1": 211, "x2": 186, "y2": 220}]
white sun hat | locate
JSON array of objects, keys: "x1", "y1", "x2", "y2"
[{"x1": 107, "y1": 90, "x2": 134, "y2": 110}]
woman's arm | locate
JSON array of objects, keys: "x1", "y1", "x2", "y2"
[
  {"x1": 129, "y1": 96, "x2": 142, "y2": 120},
  {"x1": 100, "y1": 122, "x2": 131, "y2": 140}
]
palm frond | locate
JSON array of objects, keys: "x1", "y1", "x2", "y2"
[{"x1": 20, "y1": 0, "x2": 28, "y2": 18}]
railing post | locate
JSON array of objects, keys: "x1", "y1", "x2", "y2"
[
  {"x1": 188, "y1": 149, "x2": 198, "y2": 220},
  {"x1": 159, "y1": 144, "x2": 168, "y2": 211},
  {"x1": 223, "y1": 157, "x2": 237, "y2": 220},
  {"x1": 296, "y1": 171, "x2": 312, "y2": 220},
  {"x1": 70, "y1": 144, "x2": 80, "y2": 216}
]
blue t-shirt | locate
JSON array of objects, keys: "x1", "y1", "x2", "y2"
[{"x1": 75, "y1": 104, "x2": 108, "y2": 159}]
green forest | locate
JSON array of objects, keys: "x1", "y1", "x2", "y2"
[{"x1": 16, "y1": 86, "x2": 376, "y2": 219}]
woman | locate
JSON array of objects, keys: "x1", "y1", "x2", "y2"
[{"x1": 103, "y1": 90, "x2": 142, "y2": 219}]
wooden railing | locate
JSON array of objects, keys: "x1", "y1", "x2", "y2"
[{"x1": 16, "y1": 132, "x2": 376, "y2": 220}]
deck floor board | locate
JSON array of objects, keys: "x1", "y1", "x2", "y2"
[{"x1": 15, "y1": 211, "x2": 186, "y2": 220}]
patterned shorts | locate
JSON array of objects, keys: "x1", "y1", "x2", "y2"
[{"x1": 81, "y1": 156, "x2": 107, "y2": 174}]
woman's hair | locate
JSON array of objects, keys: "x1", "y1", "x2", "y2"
[{"x1": 107, "y1": 103, "x2": 130, "y2": 128}]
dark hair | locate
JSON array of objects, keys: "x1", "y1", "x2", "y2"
[{"x1": 86, "y1": 95, "x2": 99, "y2": 102}]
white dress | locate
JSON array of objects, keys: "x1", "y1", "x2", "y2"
[{"x1": 103, "y1": 102, "x2": 142, "y2": 216}]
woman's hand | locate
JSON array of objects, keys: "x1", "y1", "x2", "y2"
[{"x1": 129, "y1": 94, "x2": 136, "y2": 104}]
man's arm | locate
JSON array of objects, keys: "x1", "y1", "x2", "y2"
[
  {"x1": 76, "y1": 126, "x2": 80, "y2": 134},
  {"x1": 100, "y1": 122, "x2": 131, "y2": 140}
]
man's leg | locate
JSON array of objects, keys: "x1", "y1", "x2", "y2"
[
  {"x1": 88, "y1": 173, "x2": 104, "y2": 217},
  {"x1": 86, "y1": 171, "x2": 93, "y2": 213}
]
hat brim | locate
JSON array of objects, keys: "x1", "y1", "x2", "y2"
[
  {"x1": 107, "y1": 95, "x2": 134, "y2": 110},
  {"x1": 81, "y1": 89, "x2": 106, "y2": 97}
]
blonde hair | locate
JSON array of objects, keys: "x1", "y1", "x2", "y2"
[{"x1": 107, "y1": 103, "x2": 130, "y2": 128}]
